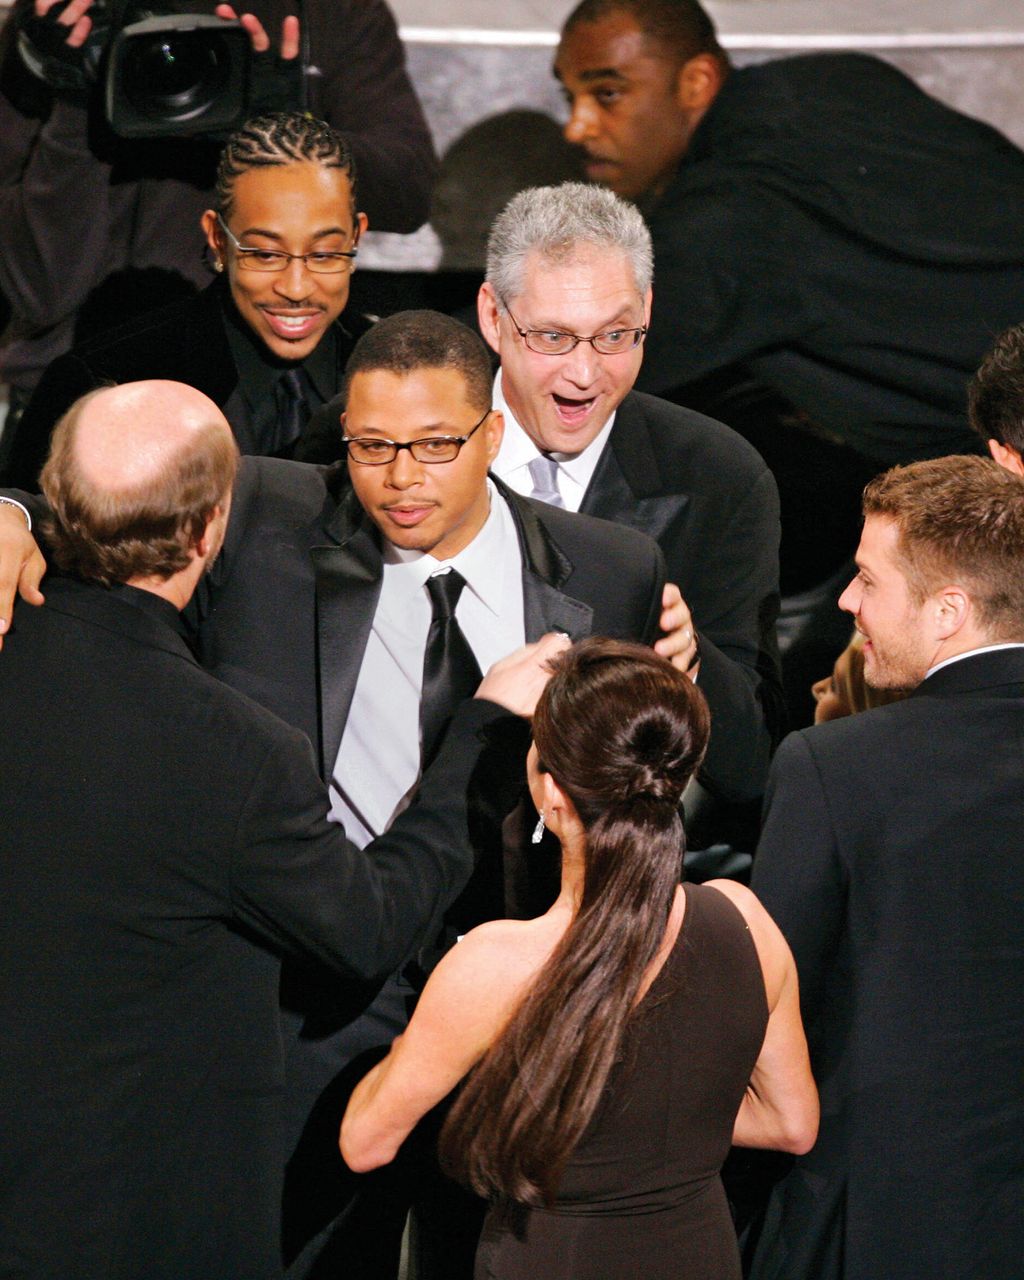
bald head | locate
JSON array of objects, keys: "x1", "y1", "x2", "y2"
[
  {"x1": 41, "y1": 380, "x2": 239, "y2": 591},
  {"x1": 73, "y1": 381, "x2": 233, "y2": 493}
]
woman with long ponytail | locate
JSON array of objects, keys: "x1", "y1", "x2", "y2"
[{"x1": 341, "y1": 638, "x2": 818, "y2": 1279}]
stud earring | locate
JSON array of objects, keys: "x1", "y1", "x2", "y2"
[{"x1": 531, "y1": 812, "x2": 546, "y2": 844}]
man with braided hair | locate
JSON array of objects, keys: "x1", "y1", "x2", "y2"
[
  {"x1": 0, "y1": 0, "x2": 435, "y2": 456},
  {"x1": 6, "y1": 110, "x2": 375, "y2": 485}
]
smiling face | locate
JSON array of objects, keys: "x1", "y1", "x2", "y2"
[
  {"x1": 554, "y1": 12, "x2": 697, "y2": 201},
  {"x1": 838, "y1": 516, "x2": 938, "y2": 691},
  {"x1": 344, "y1": 366, "x2": 503, "y2": 561},
  {"x1": 202, "y1": 161, "x2": 366, "y2": 363},
  {"x1": 478, "y1": 243, "x2": 650, "y2": 455}
]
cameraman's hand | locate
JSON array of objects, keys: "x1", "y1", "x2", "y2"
[
  {"x1": 214, "y1": 5, "x2": 299, "y2": 59},
  {"x1": 34, "y1": 0, "x2": 94, "y2": 50}
]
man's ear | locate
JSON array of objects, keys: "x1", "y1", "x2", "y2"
[
  {"x1": 484, "y1": 409, "x2": 505, "y2": 464},
  {"x1": 477, "y1": 283, "x2": 503, "y2": 355},
  {"x1": 194, "y1": 505, "x2": 224, "y2": 560},
  {"x1": 200, "y1": 209, "x2": 222, "y2": 263},
  {"x1": 674, "y1": 52, "x2": 725, "y2": 116},
  {"x1": 987, "y1": 437, "x2": 1024, "y2": 477},
  {"x1": 933, "y1": 586, "x2": 971, "y2": 641}
]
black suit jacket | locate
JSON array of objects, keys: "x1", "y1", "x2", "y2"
[
  {"x1": 193, "y1": 458, "x2": 664, "y2": 919},
  {"x1": 581, "y1": 390, "x2": 783, "y2": 807},
  {"x1": 195, "y1": 458, "x2": 664, "y2": 773},
  {"x1": 0, "y1": 577, "x2": 504, "y2": 1280},
  {"x1": 3, "y1": 279, "x2": 371, "y2": 488},
  {"x1": 750, "y1": 649, "x2": 1024, "y2": 1280},
  {"x1": 300, "y1": 387, "x2": 783, "y2": 809}
]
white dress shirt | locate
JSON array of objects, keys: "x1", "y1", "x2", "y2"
[
  {"x1": 492, "y1": 371, "x2": 615, "y2": 513},
  {"x1": 329, "y1": 481, "x2": 525, "y2": 847}
]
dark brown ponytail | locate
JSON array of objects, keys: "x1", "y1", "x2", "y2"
[{"x1": 439, "y1": 638, "x2": 710, "y2": 1206}]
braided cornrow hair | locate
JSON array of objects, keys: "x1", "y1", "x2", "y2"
[{"x1": 214, "y1": 111, "x2": 357, "y2": 218}]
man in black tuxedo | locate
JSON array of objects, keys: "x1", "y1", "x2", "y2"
[
  {"x1": 750, "y1": 455, "x2": 1024, "y2": 1280},
  {"x1": 478, "y1": 181, "x2": 784, "y2": 837},
  {"x1": 0, "y1": 378, "x2": 557, "y2": 1280},
  {"x1": 193, "y1": 310, "x2": 667, "y2": 1274},
  {"x1": 0, "y1": 0, "x2": 435, "y2": 446},
  {"x1": 4, "y1": 111, "x2": 372, "y2": 488}
]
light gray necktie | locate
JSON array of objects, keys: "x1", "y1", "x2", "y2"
[{"x1": 528, "y1": 454, "x2": 565, "y2": 509}]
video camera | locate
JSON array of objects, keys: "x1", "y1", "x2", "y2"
[{"x1": 15, "y1": 0, "x2": 257, "y2": 138}]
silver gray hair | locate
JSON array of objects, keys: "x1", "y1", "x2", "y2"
[{"x1": 485, "y1": 182, "x2": 654, "y2": 306}]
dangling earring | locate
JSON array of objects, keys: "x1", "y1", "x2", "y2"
[
  {"x1": 214, "y1": 259, "x2": 224, "y2": 273},
  {"x1": 531, "y1": 812, "x2": 546, "y2": 844}
]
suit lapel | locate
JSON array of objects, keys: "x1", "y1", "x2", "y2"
[
  {"x1": 581, "y1": 395, "x2": 690, "y2": 545},
  {"x1": 312, "y1": 487, "x2": 384, "y2": 780},
  {"x1": 494, "y1": 477, "x2": 594, "y2": 640}
]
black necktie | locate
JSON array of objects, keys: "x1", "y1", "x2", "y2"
[
  {"x1": 420, "y1": 570, "x2": 482, "y2": 770},
  {"x1": 273, "y1": 366, "x2": 311, "y2": 455}
]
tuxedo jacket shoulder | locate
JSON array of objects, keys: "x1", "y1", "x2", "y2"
[
  {"x1": 584, "y1": 389, "x2": 783, "y2": 804},
  {"x1": 586, "y1": 390, "x2": 779, "y2": 633}
]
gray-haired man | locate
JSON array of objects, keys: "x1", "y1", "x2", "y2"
[{"x1": 481, "y1": 181, "x2": 784, "y2": 833}]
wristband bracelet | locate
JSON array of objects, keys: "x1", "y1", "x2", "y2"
[{"x1": 0, "y1": 496, "x2": 31, "y2": 531}]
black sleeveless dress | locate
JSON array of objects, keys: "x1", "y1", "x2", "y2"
[{"x1": 474, "y1": 883, "x2": 769, "y2": 1280}]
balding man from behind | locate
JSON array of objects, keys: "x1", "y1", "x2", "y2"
[{"x1": 0, "y1": 380, "x2": 560, "y2": 1280}]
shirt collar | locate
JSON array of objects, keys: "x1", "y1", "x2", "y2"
[
  {"x1": 493, "y1": 369, "x2": 617, "y2": 476},
  {"x1": 926, "y1": 642, "x2": 1024, "y2": 680},
  {"x1": 382, "y1": 479, "x2": 511, "y2": 619}
]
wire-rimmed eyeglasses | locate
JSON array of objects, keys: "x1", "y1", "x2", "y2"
[
  {"x1": 342, "y1": 409, "x2": 492, "y2": 466},
  {"x1": 503, "y1": 301, "x2": 647, "y2": 355},
  {"x1": 216, "y1": 213, "x2": 359, "y2": 274}
]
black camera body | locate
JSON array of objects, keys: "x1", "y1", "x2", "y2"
[
  {"x1": 106, "y1": 12, "x2": 251, "y2": 137},
  {"x1": 17, "y1": 1, "x2": 253, "y2": 138}
]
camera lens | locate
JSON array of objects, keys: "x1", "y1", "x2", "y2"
[{"x1": 121, "y1": 31, "x2": 230, "y2": 121}]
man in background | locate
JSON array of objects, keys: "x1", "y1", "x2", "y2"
[
  {"x1": 0, "y1": 0, "x2": 435, "y2": 443},
  {"x1": 6, "y1": 111, "x2": 373, "y2": 484},
  {"x1": 554, "y1": 0, "x2": 1024, "y2": 595}
]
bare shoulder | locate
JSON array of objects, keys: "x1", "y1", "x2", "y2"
[
  {"x1": 701, "y1": 879, "x2": 793, "y2": 1005},
  {"x1": 420, "y1": 912, "x2": 567, "y2": 1023},
  {"x1": 701, "y1": 878, "x2": 763, "y2": 925}
]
